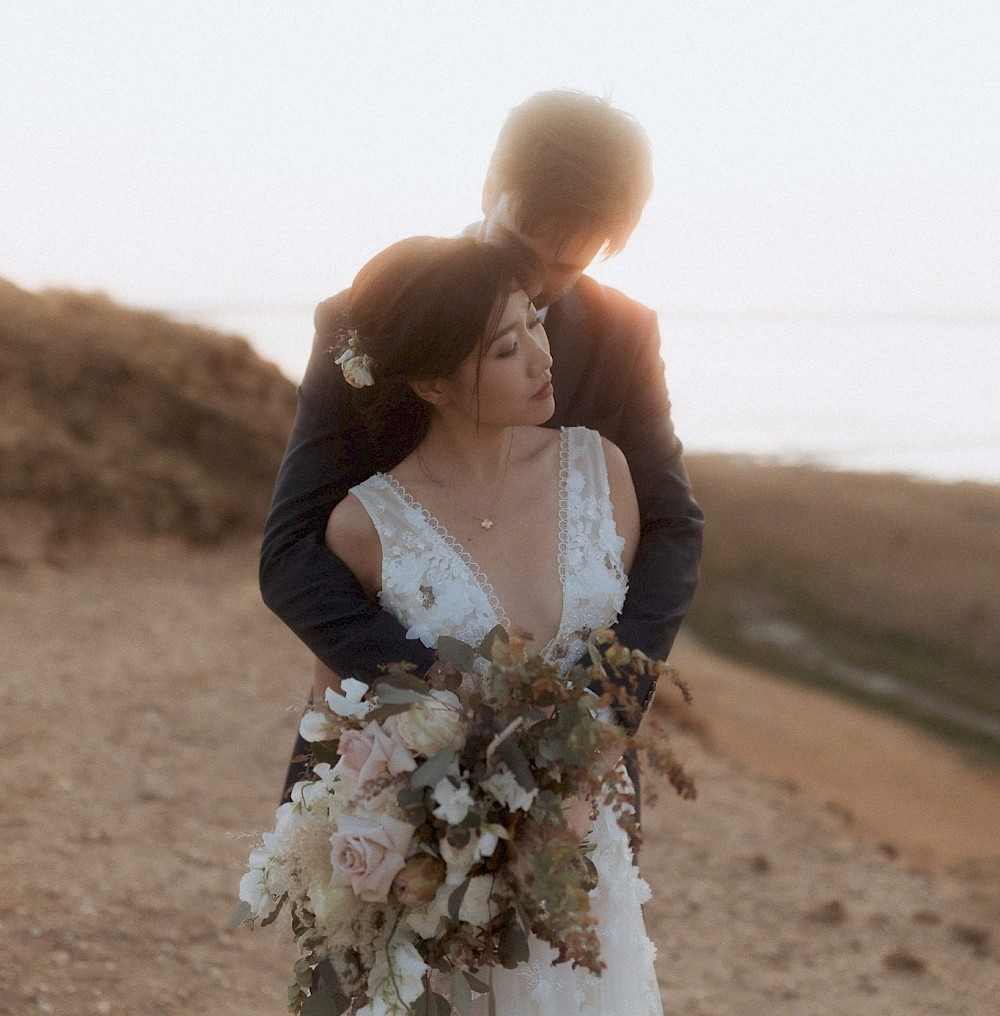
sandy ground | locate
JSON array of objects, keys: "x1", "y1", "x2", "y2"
[{"x1": 3, "y1": 539, "x2": 999, "y2": 1015}]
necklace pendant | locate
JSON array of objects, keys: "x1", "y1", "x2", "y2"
[{"x1": 480, "y1": 518, "x2": 494, "y2": 531}]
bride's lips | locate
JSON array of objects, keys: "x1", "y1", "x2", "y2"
[{"x1": 533, "y1": 379, "x2": 554, "y2": 399}]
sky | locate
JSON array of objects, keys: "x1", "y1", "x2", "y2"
[
  {"x1": 3, "y1": 3, "x2": 999, "y2": 483},
  {"x1": 3, "y1": 0, "x2": 999, "y2": 319}
]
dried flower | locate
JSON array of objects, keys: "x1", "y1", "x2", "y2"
[
  {"x1": 391, "y1": 854, "x2": 447, "y2": 907},
  {"x1": 335, "y1": 330, "x2": 376, "y2": 388}
]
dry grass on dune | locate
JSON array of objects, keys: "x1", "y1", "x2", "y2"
[
  {"x1": 685, "y1": 454, "x2": 1000, "y2": 752},
  {"x1": 0, "y1": 279, "x2": 297, "y2": 562}
]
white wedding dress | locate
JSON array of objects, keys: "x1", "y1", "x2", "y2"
[{"x1": 350, "y1": 426, "x2": 664, "y2": 1016}]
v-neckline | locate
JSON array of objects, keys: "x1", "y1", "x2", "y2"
[{"x1": 379, "y1": 428, "x2": 570, "y2": 659}]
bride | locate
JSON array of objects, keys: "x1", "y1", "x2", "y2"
[{"x1": 315, "y1": 234, "x2": 663, "y2": 1016}]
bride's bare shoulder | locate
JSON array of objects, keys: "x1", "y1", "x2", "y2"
[
  {"x1": 518, "y1": 425, "x2": 561, "y2": 462},
  {"x1": 324, "y1": 493, "x2": 382, "y2": 597}
]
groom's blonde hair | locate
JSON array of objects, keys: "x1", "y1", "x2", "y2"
[{"x1": 487, "y1": 90, "x2": 653, "y2": 256}]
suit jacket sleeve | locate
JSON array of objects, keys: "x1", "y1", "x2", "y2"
[
  {"x1": 258, "y1": 293, "x2": 435, "y2": 681},
  {"x1": 552, "y1": 280, "x2": 703, "y2": 724},
  {"x1": 612, "y1": 300, "x2": 703, "y2": 675}
]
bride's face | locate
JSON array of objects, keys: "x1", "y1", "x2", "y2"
[{"x1": 442, "y1": 288, "x2": 555, "y2": 428}]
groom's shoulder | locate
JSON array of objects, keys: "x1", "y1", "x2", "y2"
[{"x1": 560, "y1": 275, "x2": 658, "y2": 344}]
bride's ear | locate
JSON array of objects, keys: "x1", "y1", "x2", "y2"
[{"x1": 409, "y1": 377, "x2": 451, "y2": 406}]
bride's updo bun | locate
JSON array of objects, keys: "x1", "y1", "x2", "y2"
[{"x1": 347, "y1": 235, "x2": 540, "y2": 468}]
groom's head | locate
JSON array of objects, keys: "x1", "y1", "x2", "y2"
[{"x1": 481, "y1": 90, "x2": 653, "y2": 308}]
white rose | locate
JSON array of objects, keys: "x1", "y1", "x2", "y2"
[{"x1": 396, "y1": 691, "x2": 464, "y2": 757}]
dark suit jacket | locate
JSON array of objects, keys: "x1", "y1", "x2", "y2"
[{"x1": 260, "y1": 275, "x2": 703, "y2": 727}]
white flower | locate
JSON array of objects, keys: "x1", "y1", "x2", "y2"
[
  {"x1": 403, "y1": 880, "x2": 451, "y2": 939},
  {"x1": 431, "y1": 777, "x2": 473, "y2": 825},
  {"x1": 439, "y1": 824, "x2": 505, "y2": 885},
  {"x1": 361, "y1": 938, "x2": 428, "y2": 1014},
  {"x1": 396, "y1": 690, "x2": 464, "y2": 757},
  {"x1": 458, "y1": 874, "x2": 500, "y2": 928},
  {"x1": 405, "y1": 621, "x2": 438, "y2": 648},
  {"x1": 238, "y1": 866, "x2": 278, "y2": 920},
  {"x1": 290, "y1": 777, "x2": 329, "y2": 809},
  {"x1": 474, "y1": 824, "x2": 504, "y2": 859},
  {"x1": 299, "y1": 708, "x2": 337, "y2": 743},
  {"x1": 325, "y1": 677, "x2": 372, "y2": 719},
  {"x1": 482, "y1": 764, "x2": 538, "y2": 813}
]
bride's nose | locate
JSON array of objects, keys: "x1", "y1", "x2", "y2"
[{"x1": 530, "y1": 334, "x2": 553, "y2": 374}]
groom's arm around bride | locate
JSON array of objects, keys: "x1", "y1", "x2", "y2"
[{"x1": 259, "y1": 90, "x2": 704, "y2": 789}]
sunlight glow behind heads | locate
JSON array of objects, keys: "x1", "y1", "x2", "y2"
[{"x1": 2, "y1": 1, "x2": 998, "y2": 316}]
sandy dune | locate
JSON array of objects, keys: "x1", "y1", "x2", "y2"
[{"x1": 3, "y1": 539, "x2": 998, "y2": 1015}]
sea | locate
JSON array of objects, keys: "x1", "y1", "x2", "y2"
[{"x1": 186, "y1": 306, "x2": 1000, "y2": 486}]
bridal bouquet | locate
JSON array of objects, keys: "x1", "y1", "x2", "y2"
[{"x1": 233, "y1": 628, "x2": 694, "y2": 1016}]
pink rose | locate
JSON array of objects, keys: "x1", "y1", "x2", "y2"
[
  {"x1": 336, "y1": 718, "x2": 416, "y2": 787},
  {"x1": 329, "y1": 812, "x2": 416, "y2": 902}
]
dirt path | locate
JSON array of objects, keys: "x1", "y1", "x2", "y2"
[
  {"x1": 3, "y1": 540, "x2": 998, "y2": 1015},
  {"x1": 668, "y1": 635, "x2": 1000, "y2": 870}
]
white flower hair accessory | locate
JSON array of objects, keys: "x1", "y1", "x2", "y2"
[{"x1": 334, "y1": 328, "x2": 376, "y2": 388}]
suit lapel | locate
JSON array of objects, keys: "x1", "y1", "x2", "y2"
[{"x1": 546, "y1": 281, "x2": 598, "y2": 428}]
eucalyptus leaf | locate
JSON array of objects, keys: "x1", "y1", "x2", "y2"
[
  {"x1": 448, "y1": 877, "x2": 471, "y2": 923},
  {"x1": 259, "y1": 894, "x2": 285, "y2": 928},
  {"x1": 437, "y1": 635, "x2": 477, "y2": 671},
  {"x1": 375, "y1": 672, "x2": 433, "y2": 694},
  {"x1": 311, "y1": 960, "x2": 351, "y2": 1015},
  {"x1": 462, "y1": 970, "x2": 491, "y2": 994},
  {"x1": 397, "y1": 785, "x2": 426, "y2": 809},
  {"x1": 374, "y1": 685, "x2": 431, "y2": 706},
  {"x1": 309, "y1": 740, "x2": 342, "y2": 767},
  {"x1": 227, "y1": 899, "x2": 251, "y2": 930},
  {"x1": 496, "y1": 738, "x2": 535, "y2": 792},
  {"x1": 513, "y1": 899, "x2": 531, "y2": 935},
  {"x1": 300, "y1": 985, "x2": 346, "y2": 1016},
  {"x1": 414, "y1": 986, "x2": 453, "y2": 1016},
  {"x1": 410, "y1": 746, "x2": 457, "y2": 789},
  {"x1": 366, "y1": 702, "x2": 413, "y2": 724},
  {"x1": 450, "y1": 969, "x2": 472, "y2": 1016},
  {"x1": 498, "y1": 921, "x2": 530, "y2": 968},
  {"x1": 477, "y1": 625, "x2": 509, "y2": 660}
]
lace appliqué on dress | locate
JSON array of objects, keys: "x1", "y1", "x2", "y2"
[{"x1": 350, "y1": 428, "x2": 627, "y2": 668}]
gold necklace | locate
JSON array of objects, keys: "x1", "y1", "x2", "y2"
[{"x1": 416, "y1": 430, "x2": 515, "y2": 532}]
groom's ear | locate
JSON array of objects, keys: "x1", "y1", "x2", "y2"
[{"x1": 409, "y1": 377, "x2": 450, "y2": 406}]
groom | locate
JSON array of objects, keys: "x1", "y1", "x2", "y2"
[{"x1": 260, "y1": 90, "x2": 704, "y2": 820}]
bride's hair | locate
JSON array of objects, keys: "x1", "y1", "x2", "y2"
[{"x1": 347, "y1": 235, "x2": 539, "y2": 469}]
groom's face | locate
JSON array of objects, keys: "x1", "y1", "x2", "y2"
[{"x1": 482, "y1": 194, "x2": 606, "y2": 309}]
